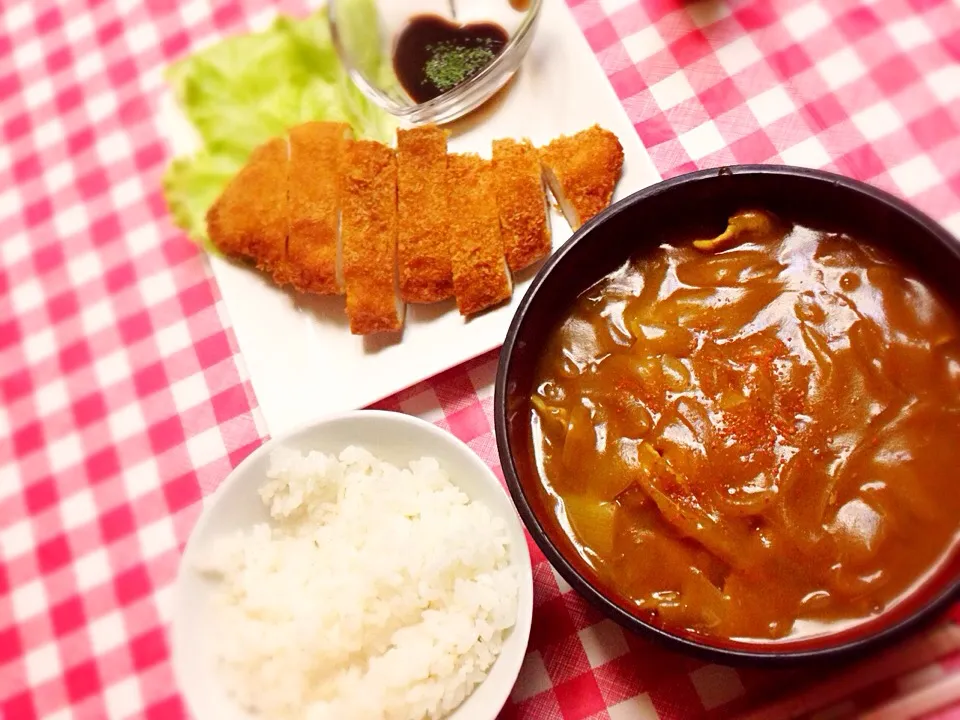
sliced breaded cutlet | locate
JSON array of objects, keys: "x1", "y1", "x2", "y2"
[
  {"x1": 206, "y1": 137, "x2": 289, "y2": 276},
  {"x1": 396, "y1": 124, "x2": 453, "y2": 303},
  {"x1": 492, "y1": 138, "x2": 552, "y2": 271},
  {"x1": 447, "y1": 153, "x2": 512, "y2": 317},
  {"x1": 339, "y1": 139, "x2": 404, "y2": 335},
  {"x1": 284, "y1": 121, "x2": 352, "y2": 294},
  {"x1": 539, "y1": 125, "x2": 624, "y2": 230}
]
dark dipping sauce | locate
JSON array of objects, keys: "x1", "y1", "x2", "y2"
[
  {"x1": 529, "y1": 210, "x2": 960, "y2": 642},
  {"x1": 393, "y1": 15, "x2": 508, "y2": 104}
]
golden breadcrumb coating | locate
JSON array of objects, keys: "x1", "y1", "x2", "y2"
[
  {"x1": 339, "y1": 139, "x2": 404, "y2": 335},
  {"x1": 206, "y1": 137, "x2": 289, "y2": 276},
  {"x1": 285, "y1": 121, "x2": 352, "y2": 294},
  {"x1": 447, "y1": 153, "x2": 512, "y2": 316},
  {"x1": 396, "y1": 124, "x2": 453, "y2": 303},
  {"x1": 539, "y1": 125, "x2": 624, "y2": 230},
  {"x1": 492, "y1": 138, "x2": 552, "y2": 271}
]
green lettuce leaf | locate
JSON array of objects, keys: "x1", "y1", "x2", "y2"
[{"x1": 163, "y1": 3, "x2": 395, "y2": 247}]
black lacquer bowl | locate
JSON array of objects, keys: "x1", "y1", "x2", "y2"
[{"x1": 494, "y1": 165, "x2": 960, "y2": 665}]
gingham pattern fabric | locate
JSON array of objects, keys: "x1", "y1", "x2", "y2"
[{"x1": 1, "y1": 0, "x2": 958, "y2": 719}]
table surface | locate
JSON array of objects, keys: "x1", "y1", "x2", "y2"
[{"x1": 1, "y1": 0, "x2": 959, "y2": 718}]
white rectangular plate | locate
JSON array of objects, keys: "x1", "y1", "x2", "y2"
[{"x1": 162, "y1": 0, "x2": 662, "y2": 436}]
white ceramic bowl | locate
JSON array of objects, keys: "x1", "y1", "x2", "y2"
[{"x1": 171, "y1": 409, "x2": 534, "y2": 720}]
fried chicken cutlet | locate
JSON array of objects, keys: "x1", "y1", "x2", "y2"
[
  {"x1": 206, "y1": 137, "x2": 289, "y2": 276},
  {"x1": 492, "y1": 138, "x2": 552, "y2": 271},
  {"x1": 396, "y1": 125, "x2": 453, "y2": 303},
  {"x1": 539, "y1": 125, "x2": 624, "y2": 230},
  {"x1": 285, "y1": 121, "x2": 352, "y2": 294},
  {"x1": 339, "y1": 139, "x2": 404, "y2": 335},
  {"x1": 447, "y1": 153, "x2": 512, "y2": 316}
]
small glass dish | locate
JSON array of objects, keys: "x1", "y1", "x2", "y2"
[{"x1": 330, "y1": 0, "x2": 543, "y2": 126}]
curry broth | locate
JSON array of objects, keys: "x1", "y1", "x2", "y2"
[{"x1": 529, "y1": 212, "x2": 960, "y2": 641}]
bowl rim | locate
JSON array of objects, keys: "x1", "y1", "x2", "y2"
[
  {"x1": 328, "y1": 0, "x2": 544, "y2": 124},
  {"x1": 494, "y1": 164, "x2": 960, "y2": 665},
  {"x1": 172, "y1": 408, "x2": 535, "y2": 718}
]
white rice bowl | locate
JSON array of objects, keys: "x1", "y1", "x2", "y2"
[{"x1": 198, "y1": 445, "x2": 520, "y2": 720}]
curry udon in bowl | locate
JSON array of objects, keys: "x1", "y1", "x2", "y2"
[{"x1": 496, "y1": 167, "x2": 960, "y2": 662}]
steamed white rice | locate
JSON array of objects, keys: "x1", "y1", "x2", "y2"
[{"x1": 201, "y1": 445, "x2": 519, "y2": 720}]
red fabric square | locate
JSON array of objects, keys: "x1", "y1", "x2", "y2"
[
  {"x1": 58, "y1": 338, "x2": 90, "y2": 373},
  {"x1": 133, "y1": 141, "x2": 165, "y2": 170},
  {"x1": 24, "y1": 477, "x2": 58, "y2": 514},
  {"x1": 51, "y1": 596, "x2": 86, "y2": 636},
  {"x1": 54, "y1": 85, "x2": 83, "y2": 114},
  {"x1": 555, "y1": 671, "x2": 607, "y2": 719},
  {"x1": 733, "y1": 3, "x2": 777, "y2": 30},
  {"x1": 118, "y1": 310, "x2": 153, "y2": 345},
  {"x1": 114, "y1": 564, "x2": 151, "y2": 605},
  {"x1": 163, "y1": 472, "x2": 201, "y2": 513},
  {"x1": 33, "y1": 242, "x2": 64, "y2": 274},
  {"x1": 195, "y1": 332, "x2": 232, "y2": 367},
  {"x1": 130, "y1": 628, "x2": 167, "y2": 670},
  {"x1": 148, "y1": 415, "x2": 184, "y2": 455},
  {"x1": 0, "y1": 627, "x2": 22, "y2": 665},
  {"x1": 769, "y1": 44, "x2": 813, "y2": 81},
  {"x1": 118, "y1": 96, "x2": 150, "y2": 125},
  {"x1": 105, "y1": 262, "x2": 136, "y2": 292},
  {"x1": 96, "y1": 20, "x2": 124, "y2": 47},
  {"x1": 0, "y1": 72, "x2": 21, "y2": 100},
  {"x1": 0, "y1": 319, "x2": 21, "y2": 348},
  {"x1": 86, "y1": 446, "x2": 119, "y2": 483},
  {"x1": 593, "y1": 656, "x2": 644, "y2": 705},
  {"x1": 48, "y1": 290, "x2": 79, "y2": 322},
  {"x1": 584, "y1": 19, "x2": 618, "y2": 53},
  {"x1": 872, "y1": 55, "x2": 920, "y2": 96},
  {"x1": 2, "y1": 370, "x2": 34, "y2": 403},
  {"x1": 211, "y1": 385, "x2": 249, "y2": 424},
  {"x1": 46, "y1": 46, "x2": 74, "y2": 75},
  {"x1": 563, "y1": 591, "x2": 605, "y2": 633},
  {"x1": 635, "y1": 112, "x2": 677, "y2": 148},
  {"x1": 13, "y1": 154, "x2": 42, "y2": 183},
  {"x1": 530, "y1": 595, "x2": 576, "y2": 651},
  {"x1": 699, "y1": 78, "x2": 745, "y2": 118},
  {"x1": 800, "y1": 94, "x2": 846, "y2": 131},
  {"x1": 64, "y1": 660, "x2": 101, "y2": 703},
  {"x1": 942, "y1": 28, "x2": 960, "y2": 61},
  {"x1": 133, "y1": 362, "x2": 167, "y2": 397},
  {"x1": 178, "y1": 281, "x2": 215, "y2": 316},
  {"x1": 729, "y1": 129, "x2": 777, "y2": 164},
  {"x1": 228, "y1": 438, "x2": 263, "y2": 468},
  {"x1": 67, "y1": 127, "x2": 95, "y2": 154},
  {"x1": 1, "y1": 692, "x2": 36, "y2": 720},
  {"x1": 212, "y1": 3, "x2": 242, "y2": 30},
  {"x1": 837, "y1": 7, "x2": 882, "y2": 39},
  {"x1": 73, "y1": 392, "x2": 107, "y2": 427},
  {"x1": 25, "y1": 198, "x2": 53, "y2": 227},
  {"x1": 145, "y1": 695, "x2": 186, "y2": 720},
  {"x1": 78, "y1": 169, "x2": 110, "y2": 201},
  {"x1": 608, "y1": 65, "x2": 646, "y2": 101},
  {"x1": 543, "y1": 634, "x2": 592, "y2": 685},
  {"x1": 100, "y1": 504, "x2": 135, "y2": 543},
  {"x1": 669, "y1": 29, "x2": 712, "y2": 67},
  {"x1": 37, "y1": 535, "x2": 71, "y2": 573},
  {"x1": 35, "y1": 7, "x2": 64, "y2": 34},
  {"x1": 161, "y1": 31, "x2": 190, "y2": 59},
  {"x1": 836, "y1": 144, "x2": 886, "y2": 180},
  {"x1": 909, "y1": 107, "x2": 957, "y2": 151},
  {"x1": 13, "y1": 421, "x2": 45, "y2": 457},
  {"x1": 3, "y1": 113, "x2": 31, "y2": 143}
]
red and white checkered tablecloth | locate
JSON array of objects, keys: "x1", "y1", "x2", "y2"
[{"x1": 1, "y1": 0, "x2": 959, "y2": 718}]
